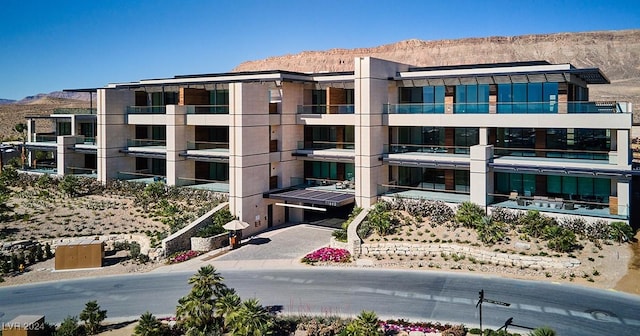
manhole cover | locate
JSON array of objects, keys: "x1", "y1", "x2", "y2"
[{"x1": 586, "y1": 309, "x2": 618, "y2": 322}]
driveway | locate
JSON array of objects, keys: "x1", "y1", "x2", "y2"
[{"x1": 155, "y1": 224, "x2": 335, "y2": 272}]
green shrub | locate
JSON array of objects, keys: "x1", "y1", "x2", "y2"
[{"x1": 455, "y1": 202, "x2": 485, "y2": 228}]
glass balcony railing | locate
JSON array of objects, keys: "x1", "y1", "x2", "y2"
[
  {"x1": 126, "y1": 106, "x2": 167, "y2": 114},
  {"x1": 385, "y1": 144, "x2": 471, "y2": 155},
  {"x1": 297, "y1": 104, "x2": 355, "y2": 114},
  {"x1": 177, "y1": 177, "x2": 230, "y2": 193},
  {"x1": 186, "y1": 105, "x2": 230, "y2": 114},
  {"x1": 297, "y1": 140, "x2": 355, "y2": 150},
  {"x1": 53, "y1": 108, "x2": 97, "y2": 115},
  {"x1": 127, "y1": 139, "x2": 167, "y2": 147},
  {"x1": 377, "y1": 183, "x2": 470, "y2": 203},
  {"x1": 34, "y1": 134, "x2": 57, "y2": 143},
  {"x1": 489, "y1": 192, "x2": 627, "y2": 219},
  {"x1": 384, "y1": 101, "x2": 629, "y2": 114},
  {"x1": 493, "y1": 147, "x2": 610, "y2": 160},
  {"x1": 187, "y1": 141, "x2": 229, "y2": 150},
  {"x1": 290, "y1": 177, "x2": 355, "y2": 190}
]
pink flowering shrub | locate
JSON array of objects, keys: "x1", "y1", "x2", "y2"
[
  {"x1": 168, "y1": 250, "x2": 201, "y2": 264},
  {"x1": 302, "y1": 247, "x2": 351, "y2": 264},
  {"x1": 380, "y1": 320, "x2": 454, "y2": 334}
]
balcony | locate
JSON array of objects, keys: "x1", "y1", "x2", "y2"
[
  {"x1": 128, "y1": 139, "x2": 166, "y2": 148},
  {"x1": 291, "y1": 177, "x2": 356, "y2": 193},
  {"x1": 53, "y1": 108, "x2": 97, "y2": 115},
  {"x1": 177, "y1": 177, "x2": 229, "y2": 193},
  {"x1": 187, "y1": 141, "x2": 229, "y2": 151},
  {"x1": 297, "y1": 104, "x2": 355, "y2": 114},
  {"x1": 378, "y1": 183, "x2": 470, "y2": 203},
  {"x1": 384, "y1": 101, "x2": 629, "y2": 114},
  {"x1": 126, "y1": 106, "x2": 167, "y2": 114},
  {"x1": 186, "y1": 105, "x2": 229, "y2": 114},
  {"x1": 298, "y1": 140, "x2": 355, "y2": 150},
  {"x1": 489, "y1": 192, "x2": 627, "y2": 220},
  {"x1": 385, "y1": 144, "x2": 471, "y2": 155},
  {"x1": 493, "y1": 147, "x2": 609, "y2": 161},
  {"x1": 117, "y1": 171, "x2": 166, "y2": 184},
  {"x1": 34, "y1": 134, "x2": 57, "y2": 143}
]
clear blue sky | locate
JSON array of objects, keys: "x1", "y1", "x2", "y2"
[{"x1": 1, "y1": 0, "x2": 638, "y2": 100}]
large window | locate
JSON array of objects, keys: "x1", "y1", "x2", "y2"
[
  {"x1": 495, "y1": 173, "x2": 536, "y2": 196},
  {"x1": 305, "y1": 126, "x2": 354, "y2": 149},
  {"x1": 546, "y1": 175, "x2": 610, "y2": 202},
  {"x1": 454, "y1": 128, "x2": 479, "y2": 154},
  {"x1": 546, "y1": 128, "x2": 610, "y2": 160},
  {"x1": 495, "y1": 128, "x2": 536, "y2": 155},
  {"x1": 497, "y1": 82, "x2": 558, "y2": 113},
  {"x1": 399, "y1": 86, "x2": 445, "y2": 113},
  {"x1": 305, "y1": 161, "x2": 354, "y2": 181},
  {"x1": 195, "y1": 161, "x2": 229, "y2": 181},
  {"x1": 455, "y1": 85, "x2": 489, "y2": 113},
  {"x1": 209, "y1": 89, "x2": 229, "y2": 113},
  {"x1": 57, "y1": 121, "x2": 72, "y2": 136}
]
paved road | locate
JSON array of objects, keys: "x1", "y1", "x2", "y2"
[
  {"x1": 1, "y1": 224, "x2": 640, "y2": 336},
  {"x1": 1, "y1": 269, "x2": 639, "y2": 335}
]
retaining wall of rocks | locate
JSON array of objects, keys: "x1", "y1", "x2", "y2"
[
  {"x1": 190, "y1": 232, "x2": 229, "y2": 252},
  {"x1": 362, "y1": 242, "x2": 581, "y2": 269},
  {"x1": 162, "y1": 202, "x2": 229, "y2": 255}
]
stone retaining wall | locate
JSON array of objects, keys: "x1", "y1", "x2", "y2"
[
  {"x1": 362, "y1": 242, "x2": 581, "y2": 269},
  {"x1": 162, "y1": 202, "x2": 229, "y2": 255},
  {"x1": 190, "y1": 232, "x2": 229, "y2": 252}
]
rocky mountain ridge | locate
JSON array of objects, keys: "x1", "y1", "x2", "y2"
[
  {"x1": 0, "y1": 91, "x2": 92, "y2": 105},
  {"x1": 234, "y1": 30, "x2": 640, "y2": 121}
]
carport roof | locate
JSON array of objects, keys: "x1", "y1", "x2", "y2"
[{"x1": 267, "y1": 189, "x2": 355, "y2": 207}]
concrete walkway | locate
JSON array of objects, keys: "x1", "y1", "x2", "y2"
[{"x1": 152, "y1": 224, "x2": 335, "y2": 273}]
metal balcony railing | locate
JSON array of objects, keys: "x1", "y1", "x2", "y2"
[
  {"x1": 385, "y1": 144, "x2": 472, "y2": 155},
  {"x1": 186, "y1": 141, "x2": 229, "y2": 150},
  {"x1": 127, "y1": 139, "x2": 167, "y2": 147}
]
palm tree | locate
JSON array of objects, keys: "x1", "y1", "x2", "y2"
[
  {"x1": 529, "y1": 326, "x2": 556, "y2": 336},
  {"x1": 214, "y1": 290, "x2": 241, "y2": 327},
  {"x1": 134, "y1": 312, "x2": 164, "y2": 336},
  {"x1": 226, "y1": 298, "x2": 274, "y2": 336},
  {"x1": 343, "y1": 310, "x2": 383, "y2": 336},
  {"x1": 189, "y1": 265, "x2": 227, "y2": 299},
  {"x1": 176, "y1": 293, "x2": 216, "y2": 332}
]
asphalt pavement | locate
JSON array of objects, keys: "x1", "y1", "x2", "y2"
[{"x1": 153, "y1": 223, "x2": 335, "y2": 272}]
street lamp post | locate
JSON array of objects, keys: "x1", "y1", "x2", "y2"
[{"x1": 476, "y1": 289, "x2": 511, "y2": 334}]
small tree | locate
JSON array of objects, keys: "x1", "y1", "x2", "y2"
[
  {"x1": 79, "y1": 300, "x2": 107, "y2": 335},
  {"x1": 545, "y1": 226, "x2": 578, "y2": 253},
  {"x1": 56, "y1": 315, "x2": 81, "y2": 336},
  {"x1": 609, "y1": 221, "x2": 635, "y2": 244},
  {"x1": 59, "y1": 175, "x2": 82, "y2": 197},
  {"x1": 134, "y1": 312, "x2": 165, "y2": 336},
  {"x1": 45, "y1": 243, "x2": 54, "y2": 259}
]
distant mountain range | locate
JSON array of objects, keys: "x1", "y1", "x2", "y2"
[{"x1": 0, "y1": 91, "x2": 92, "y2": 105}]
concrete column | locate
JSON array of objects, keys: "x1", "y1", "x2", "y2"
[
  {"x1": 166, "y1": 105, "x2": 192, "y2": 186},
  {"x1": 470, "y1": 144, "x2": 494, "y2": 206},
  {"x1": 228, "y1": 82, "x2": 271, "y2": 235},
  {"x1": 26, "y1": 119, "x2": 35, "y2": 142},
  {"x1": 97, "y1": 89, "x2": 135, "y2": 183},
  {"x1": 616, "y1": 179, "x2": 630, "y2": 217},
  {"x1": 57, "y1": 135, "x2": 81, "y2": 176},
  {"x1": 479, "y1": 127, "x2": 488, "y2": 146},
  {"x1": 354, "y1": 57, "x2": 409, "y2": 208},
  {"x1": 616, "y1": 129, "x2": 631, "y2": 167}
]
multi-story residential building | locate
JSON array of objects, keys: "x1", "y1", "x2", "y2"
[
  {"x1": 44, "y1": 58, "x2": 634, "y2": 233},
  {"x1": 23, "y1": 102, "x2": 97, "y2": 176}
]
